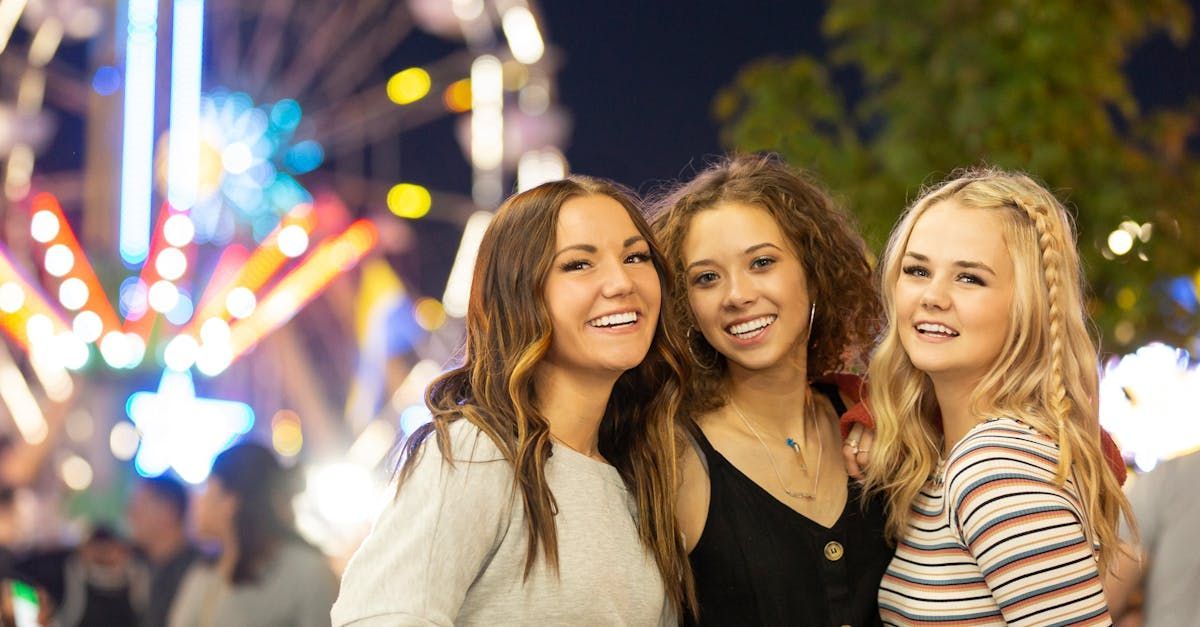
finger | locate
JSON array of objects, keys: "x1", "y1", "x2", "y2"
[
  {"x1": 843, "y1": 424, "x2": 865, "y2": 478},
  {"x1": 858, "y1": 426, "x2": 876, "y2": 451}
]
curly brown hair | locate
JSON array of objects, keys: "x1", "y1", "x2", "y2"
[{"x1": 649, "y1": 153, "x2": 881, "y2": 415}]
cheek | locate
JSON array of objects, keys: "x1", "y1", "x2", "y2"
[
  {"x1": 544, "y1": 281, "x2": 584, "y2": 329},
  {"x1": 687, "y1": 289, "x2": 721, "y2": 330},
  {"x1": 637, "y1": 273, "x2": 661, "y2": 316},
  {"x1": 892, "y1": 282, "x2": 919, "y2": 316}
]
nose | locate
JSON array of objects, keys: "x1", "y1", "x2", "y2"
[
  {"x1": 722, "y1": 270, "x2": 757, "y2": 309},
  {"x1": 600, "y1": 260, "x2": 636, "y2": 298},
  {"x1": 919, "y1": 276, "x2": 950, "y2": 310}
]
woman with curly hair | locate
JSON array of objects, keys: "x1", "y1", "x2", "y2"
[
  {"x1": 333, "y1": 176, "x2": 694, "y2": 625},
  {"x1": 861, "y1": 169, "x2": 1133, "y2": 625},
  {"x1": 652, "y1": 154, "x2": 892, "y2": 625}
]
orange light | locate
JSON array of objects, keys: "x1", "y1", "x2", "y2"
[
  {"x1": 271, "y1": 409, "x2": 303, "y2": 457},
  {"x1": 443, "y1": 79, "x2": 471, "y2": 113},
  {"x1": 413, "y1": 297, "x2": 447, "y2": 331},
  {"x1": 28, "y1": 194, "x2": 122, "y2": 336},
  {"x1": 188, "y1": 204, "x2": 317, "y2": 335},
  {"x1": 227, "y1": 220, "x2": 378, "y2": 361}
]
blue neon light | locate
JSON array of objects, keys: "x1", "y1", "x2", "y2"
[
  {"x1": 127, "y1": 369, "x2": 255, "y2": 484},
  {"x1": 167, "y1": 0, "x2": 205, "y2": 212},
  {"x1": 119, "y1": 0, "x2": 160, "y2": 266}
]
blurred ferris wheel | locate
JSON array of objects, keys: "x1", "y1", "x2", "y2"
[
  {"x1": 1, "y1": 0, "x2": 568, "y2": 241},
  {"x1": 0, "y1": 0, "x2": 567, "y2": 497},
  {"x1": 0, "y1": 0, "x2": 567, "y2": 373}
]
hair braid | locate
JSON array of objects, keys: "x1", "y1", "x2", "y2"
[{"x1": 1013, "y1": 195, "x2": 1074, "y2": 483}]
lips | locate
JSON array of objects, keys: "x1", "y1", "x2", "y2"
[
  {"x1": 725, "y1": 314, "x2": 776, "y2": 340},
  {"x1": 915, "y1": 321, "x2": 959, "y2": 337},
  {"x1": 587, "y1": 311, "x2": 639, "y2": 328}
]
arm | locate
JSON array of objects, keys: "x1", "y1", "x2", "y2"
[
  {"x1": 949, "y1": 444, "x2": 1109, "y2": 625},
  {"x1": 1105, "y1": 544, "x2": 1144, "y2": 620},
  {"x1": 331, "y1": 424, "x2": 514, "y2": 627},
  {"x1": 675, "y1": 432, "x2": 709, "y2": 553}
]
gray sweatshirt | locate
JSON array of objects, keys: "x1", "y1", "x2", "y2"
[{"x1": 331, "y1": 419, "x2": 673, "y2": 626}]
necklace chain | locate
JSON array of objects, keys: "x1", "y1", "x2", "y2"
[{"x1": 729, "y1": 396, "x2": 823, "y2": 500}]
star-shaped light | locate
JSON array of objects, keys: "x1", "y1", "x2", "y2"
[{"x1": 126, "y1": 369, "x2": 255, "y2": 483}]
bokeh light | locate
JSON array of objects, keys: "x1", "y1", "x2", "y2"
[
  {"x1": 444, "y1": 79, "x2": 471, "y2": 112},
  {"x1": 387, "y1": 67, "x2": 432, "y2": 105},
  {"x1": 413, "y1": 297, "x2": 447, "y2": 331},
  {"x1": 387, "y1": 183, "x2": 432, "y2": 219}
]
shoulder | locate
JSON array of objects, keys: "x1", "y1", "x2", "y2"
[
  {"x1": 410, "y1": 417, "x2": 509, "y2": 466},
  {"x1": 272, "y1": 541, "x2": 337, "y2": 594},
  {"x1": 944, "y1": 418, "x2": 1061, "y2": 486},
  {"x1": 278, "y1": 540, "x2": 333, "y2": 572},
  {"x1": 944, "y1": 419, "x2": 1084, "y2": 532}
]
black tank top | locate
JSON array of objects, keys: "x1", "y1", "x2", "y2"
[{"x1": 686, "y1": 383, "x2": 892, "y2": 626}]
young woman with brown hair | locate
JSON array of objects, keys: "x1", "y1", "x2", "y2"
[
  {"x1": 652, "y1": 154, "x2": 892, "y2": 625},
  {"x1": 332, "y1": 176, "x2": 693, "y2": 625}
]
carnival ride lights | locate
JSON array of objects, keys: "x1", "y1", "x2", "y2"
[{"x1": 126, "y1": 368, "x2": 255, "y2": 483}]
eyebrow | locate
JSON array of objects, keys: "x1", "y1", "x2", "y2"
[
  {"x1": 685, "y1": 242, "x2": 784, "y2": 272},
  {"x1": 553, "y1": 236, "x2": 646, "y2": 260},
  {"x1": 904, "y1": 251, "x2": 997, "y2": 276}
]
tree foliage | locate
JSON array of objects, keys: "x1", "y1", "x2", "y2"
[{"x1": 717, "y1": 0, "x2": 1200, "y2": 353}]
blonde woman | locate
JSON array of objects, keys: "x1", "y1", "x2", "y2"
[{"x1": 861, "y1": 169, "x2": 1132, "y2": 625}]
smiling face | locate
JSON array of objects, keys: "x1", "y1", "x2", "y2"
[
  {"x1": 682, "y1": 202, "x2": 811, "y2": 374},
  {"x1": 540, "y1": 194, "x2": 662, "y2": 378},
  {"x1": 895, "y1": 199, "x2": 1015, "y2": 385}
]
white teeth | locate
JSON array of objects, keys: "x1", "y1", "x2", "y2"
[
  {"x1": 727, "y1": 315, "x2": 776, "y2": 336},
  {"x1": 588, "y1": 311, "x2": 638, "y2": 328},
  {"x1": 916, "y1": 322, "x2": 959, "y2": 336}
]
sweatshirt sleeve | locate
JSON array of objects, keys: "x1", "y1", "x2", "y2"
[
  {"x1": 331, "y1": 422, "x2": 515, "y2": 626},
  {"x1": 946, "y1": 437, "x2": 1109, "y2": 626}
]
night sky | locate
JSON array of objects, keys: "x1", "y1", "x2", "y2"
[
  {"x1": 541, "y1": 1, "x2": 1200, "y2": 192},
  {"x1": 540, "y1": 1, "x2": 823, "y2": 192}
]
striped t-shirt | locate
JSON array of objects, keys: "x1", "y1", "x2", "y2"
[{"x1": 878, "y1": 418, "x2": 1110, "y2": 626}]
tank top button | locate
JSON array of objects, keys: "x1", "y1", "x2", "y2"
[{"x1": 824, "y1": 540, "x2": 844, "y2": 561}]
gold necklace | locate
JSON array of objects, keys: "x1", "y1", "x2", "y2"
[{"x1": 729, "y1": 397, "x2": 823, "y2": 500}]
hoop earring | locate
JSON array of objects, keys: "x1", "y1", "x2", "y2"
[
  {"x1": 805, "y1": 301, "x2": 817, "y2": 346},
  {"x1": 686, "y1": 327, "x2": 720, "y2": 370}
]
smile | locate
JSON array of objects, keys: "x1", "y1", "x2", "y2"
[
  {"x1": 915, "y1": 322, "x2": 959, "y2": 337},
  {"x1": 725, "y1": 315, "x2": 776, "y2": 340},
  {"x1": 587, "y1": 311, "x2": 639, "y2": 328}
]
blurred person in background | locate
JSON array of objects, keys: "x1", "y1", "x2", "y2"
[
  {"x1": 127, "y1": 476, "x2": 199, "y2": 627},
  {"x1": 1108, "y1": 450, "x2": 1200, "y2": 627},
  {"x1": 34, "y1": 524, "x2": 149, "y2": 627},
  {"x1": 168, "y1": 443, "x2": 335, "y2": 627}
]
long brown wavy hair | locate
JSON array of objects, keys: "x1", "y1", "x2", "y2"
[
  {"x1": 398, "y1": 176, "x2": 695, "y2": 613},
  {"x1": 650, "y1": 153, "x2": 881, "y2": 414}
]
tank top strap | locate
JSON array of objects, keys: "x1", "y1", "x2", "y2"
[
  {"x1": 686, "y1": 421, "x2": 726, "y2": 470},
  {"x1": 811, "y1": 381, "x2": 848, "y2": 416}
]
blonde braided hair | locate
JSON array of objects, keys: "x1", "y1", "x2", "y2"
[
  {"x1": 1012, "y1": 194, "x2": 1076, "y2": 483},
  {"x1": 862, "y1": 167, "x2": 1133, "y2": 570}
]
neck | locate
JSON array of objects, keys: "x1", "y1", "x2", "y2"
[
  {"x1": 930, "y1": 374, "x2": 980, "y2": 455},
  {"x1": 216, "y1": 534, "x2": 239, "y2": 582},
  {"x1": 534, "y1": 364, "x2": 618, "y2": 459},
  {"x1": 143, "y1": 527, "x2": 188, "y2": 565},
  {"x1": 725, "y1": 355, "x2": 813, "y2": 438}
]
